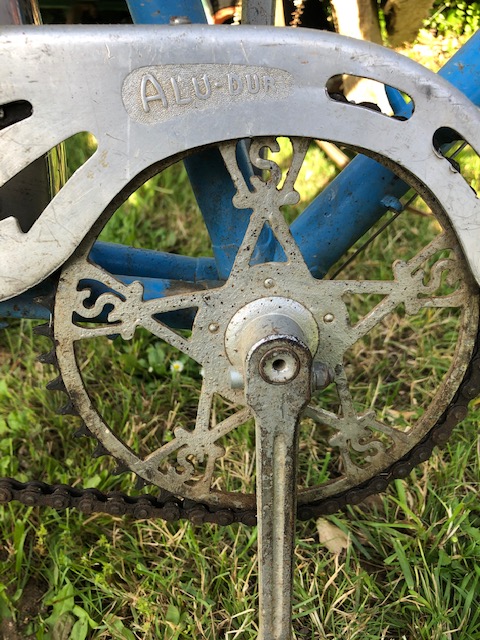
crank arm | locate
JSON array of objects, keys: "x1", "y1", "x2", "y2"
[{"x1": 245, "y1": 335, "x2": 312, "y2": 640}]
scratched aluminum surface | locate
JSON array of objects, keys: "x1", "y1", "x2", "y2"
[{"x1": 1, "y1": 25, "x2": 480, "y2": 300}]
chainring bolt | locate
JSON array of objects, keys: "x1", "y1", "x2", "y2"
[
  {"x1": 264, "y1": 278, "x2": 275, "y2": 288},
  {"x1": 323, "y1": 313, "x2": 335, "y2": 323},
  {"x1": 208, "y1": 322, "x2": 220, "y2": 333}
]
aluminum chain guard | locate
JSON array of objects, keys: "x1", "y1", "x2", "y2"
[{"x1": 1, "y1": 25, "x2": 480, "y2": 300}]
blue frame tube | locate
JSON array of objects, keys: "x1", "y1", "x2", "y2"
[
  {"x1": 90, "y1": 242, "x2": 218, "y2": 282},
  {"x1": 184, "y1": 148, "x2": 278, "y2": 277},
  {"x1": 0, "y1": 290, "x2": 51, "y2": 320},
  {"x1": 289, "y1": 30, "x2": 480, "y2": 276},
  {"x1": 287, "y1": 159, "x2": 409, "y2": 276},
  {"x1": 126, "y1": 0, "x2": 208, "y2": 25}
]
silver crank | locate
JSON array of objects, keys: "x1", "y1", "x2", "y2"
[{"x1": 241, "y1": 316, "x2": 314, "y2": 639}]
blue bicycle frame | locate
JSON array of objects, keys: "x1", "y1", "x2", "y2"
[{"x1": 1, "y1": 0, "x2": 480, "y2": 320}]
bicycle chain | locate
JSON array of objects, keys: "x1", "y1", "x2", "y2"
[{"x1": 0, "y1": 319, "x2": 478, "y2": 526}]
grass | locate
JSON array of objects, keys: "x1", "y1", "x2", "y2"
[{"x1": 1, "y1": 69, "x2": 480, "y2": 640}]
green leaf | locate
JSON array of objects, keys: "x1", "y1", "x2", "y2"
[
  {"x1": 0, "y1": 379, "x2": 11, "y2": 400},
  {"x1": 121, "y1": 353, "x2": 141, "y2": 372},
  {"x1": 46, "y1": 613, "x2": 75, "y2": 640},
  {"x1": 70, "y1": 616, "x2": 89, "y2": 640},
  {"x1": 109, "y1": 619, "x2": 136, "y2": 640},
  {"x1": 438, "y1": 549, "x2": 451, "y2": 567},
  {"x1": 0, "y1": 418, "x2": 8, "y2": 436},
  {"x1": 44, "y1": 581, "x2": 75, "y2": 625},
  {"x1": 83, "y1": 474, "x2": 102, "y2": 488},
  {"x1": 0, "y1": 585, "x2": 13, "y2": 620},
  {"x1": 392, "y1": 538, "x2": 415, "y2": 591},
  {"x1": 72, "y1": 605, "x2": 98, "y2": 629},
  {"x1": 166, "y1": 603, "x2": 181, "y2": 626},
  {"x1": 13, "y1": 520, "x2": 27, "y2": 576}
]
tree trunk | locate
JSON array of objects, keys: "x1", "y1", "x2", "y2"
[
  {"x1": 330, "y1": 0, "x2": 389, "y2": 112},
  {"x1": 383, "y1": 0, "x2": 435, "y2": 47},
  {"x1": 330, "y1": 0, "x2": 383, "y2": 44}
]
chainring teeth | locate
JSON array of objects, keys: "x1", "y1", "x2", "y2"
[{"x1": 35, "y1": 310, "x2": 141, "y2": 483}]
